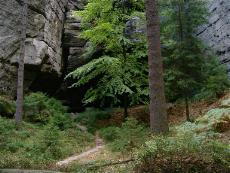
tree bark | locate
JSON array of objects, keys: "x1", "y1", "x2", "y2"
[
  {"x1": 185, "y1": 97, "x2": 190, "y2": 121},
  {"x1": 123, "y1": 93, "x2": 128, "y2": 119},
  {"x1": 15, "y1": 0, "x2": 28, "y2": 125},
  {"x1": 145, "y1": 0, "x2": 169, "y2": 133}
]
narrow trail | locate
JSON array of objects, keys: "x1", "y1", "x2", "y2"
[{"x1": 56, "y1": 132, "x2": 104, "y2": 167}]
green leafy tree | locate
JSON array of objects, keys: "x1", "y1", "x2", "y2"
[{"x1": 67, "y1": 0, "x2": 148, "y2": 118}]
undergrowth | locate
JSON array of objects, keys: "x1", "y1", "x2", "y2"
[
  {"x1": 75, "y1": 108, "x2": 112, "y2": 132},
  {"x1": 0, "y1": 92, "x2": 95, "y2": 169},
  {"x1": 135, "y1": 99, "x2": 230, "y2": 173}
]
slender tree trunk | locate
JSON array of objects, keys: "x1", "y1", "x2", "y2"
[
  {"x1": 15, "y1": 0, "x2": 28, "y2": 125},
  {"x1": 185, "y1": 97, "x2": 190, "y2": 121},
  {"x1": 178, "y1": 1, "x2": 184, "y2": 42},
  {"x1": 122, "y1": 30, "x2": 129, "y2": 120},
  {"x1": 145, "y1": 0, "x2": 169, "y2": 133},
  {"x1": 123, "y1": 94, "x2": 128, "y2": 119}
]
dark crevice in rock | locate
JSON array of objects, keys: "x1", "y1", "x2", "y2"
[{"x1": 28, "y1": 4, "x2": 47, "y2": 19}]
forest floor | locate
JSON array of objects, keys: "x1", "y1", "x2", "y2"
[
  {"x1": 58, "y1": 91, "x2": 230, "y2": 172},
  {"x1": 107, "y1": 91, "x2": 230, "y2": 126},
  {"x1": 56, "y1": 132, "x2": 104, "y2": 167},
  {"x1": 0, "y1": 91, "x2": 229, "y2": 172}
]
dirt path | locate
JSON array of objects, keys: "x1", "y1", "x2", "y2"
[{"x1": 56, "y1": 132, "x2": 104, "y2": 167}]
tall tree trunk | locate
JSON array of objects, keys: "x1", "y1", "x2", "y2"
[
  {"x1": 15, "y1": 0, "x2": 28, "y2": 125},
  {"x1": 123, "y1": 93, "x2": 128, "y2": 119},
  {"x1": 185, "y1": 97, "x2": 190, "y2": 121},
  {"x1": 145, "y1": 0, "x2": 169, "y2": 133},
  {"x1": 122, "y1": 29, "x2": 129, "y2": 120}
]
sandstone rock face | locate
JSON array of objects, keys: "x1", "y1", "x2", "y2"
[
  {"x1": 64, "y1": 0, "x2": 87, "y2": 73},
  {"x1": 198, "y1": 0, "x2": 230, "y2": 77},
  {"x1": 0, "y1": 0, "x2": 229, "y2": 99},
  {"x1": 0, "y1": 0, "x2": 68, "y2": 96},
  {"x1": 58, "y1": 0, "x2": 88, "y2": 111}
]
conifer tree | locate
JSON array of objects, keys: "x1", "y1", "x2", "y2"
[{"x1": 161, "y1": 0, "x2": 229, "y2": 120}]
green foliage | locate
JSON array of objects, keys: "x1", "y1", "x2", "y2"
[
  {"x1": 173, "y1": 100, "x2": 230, "y2": 139},
  {"x1": 24, "y1": 92, "x2": 69, "y2": 125},
  {"x1": 37, "y1": 125, "x2": 63, "y2": 159},
  {"x1": 49, "y1": 113, "x2": 73, "y2": 130},
  {"x1": 0, "y1": 116, "x2": 94, "y2": 169},
  {"x1": 135, "y1": 101, "x2": 230, "y2": 172},
  {"x1": 136, "y1": 135, "x2": 229, "y2": 173},
  {"x1": 99, "y1": 126, "x2": 119, "y2": 142},
  {"x1": 196, "y1": 56, "x2": 230, "y2": 100},
  {"x1": 75, "y1": 108, "x2": 111, "y2": 132},
  {"x1": 100, "y1": 118, "x2": 150, "y2": 153},
  {"x1": 161, "y1": 0, "x2": 208, "y2": 102},
  {"x1": 0, "y1": 96, "x2": 15, "y2": 118},
  {"x1": 68, "y1": 0, "x2": 148, "y2": 107},
  {"x1": 160, "y1": 0, "x2": 229, "y2": 103}
]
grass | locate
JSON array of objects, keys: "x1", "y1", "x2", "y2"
[
  {"x1": 0, "y1": 117, "x2": 95, "y2": 170},
  {"x1": 0, "y1": 93, "x2": 229, "y2": 172}
]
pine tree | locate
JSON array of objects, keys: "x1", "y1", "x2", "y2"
[
  {"x1": 145, "y1": 0, "x2": 169, "y2": 133},
  {"x1": 15, "y1": 0, "x2": 28, "y2": 125},
  {"x1": 161, "y1": 0, "x2": 229, "y2": 120},
  {"x1": 162, "y1": 0, "x2": 208, "y2": 121}
]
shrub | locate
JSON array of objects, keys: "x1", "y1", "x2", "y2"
[
  {"x1": 75, "y1": 108, "x2": 111, "y2": 132},
  {"x1": 195, "y1": 57, "x2": 230, "y2": 101},
  {"x1": 0, "y1": 96, "x2": 15, "y2": 118},
  {"x1": 99, "y1": 126, "x2": 119, "y2": 142},
  {"x1": 135, "y1": 135, "x2": 230, "y2": 173},
  {"x1": 135, "y1": 104, "x2": 230, "y2": 173},
  {"x1": 0, "y1": 116, "x2": 95, "y2": 169},
  {"x1": 24, "y1": 92, "x2": 68, "y2": 124},
  {"x1": 49, "y1": 113, "x2": 73, "y2": 130},
  {"x1": 100, "y1": 118, "x2": 150, "y2": 153},
  {"x1": 39, "y1": 125, "x2": 63, "y2": 159}
]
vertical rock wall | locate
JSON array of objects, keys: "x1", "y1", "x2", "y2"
[
  {"x1": 63, "y1": 0, "x2": 86, "y2": 73},
  {"x1": 198, "y1": 0, "x2": 230, "y2": 77},
  {"x1": 0, "y1": 0, "x2": 68, "y2": 96},
  {"x1": 57, "y1": 0, "x2": 88, "y2": 111}
]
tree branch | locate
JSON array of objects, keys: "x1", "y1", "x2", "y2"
[{"x1": 87, "y1": 159, "x2": 135, "y2": 170}]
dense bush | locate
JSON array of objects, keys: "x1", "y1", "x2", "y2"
[
  {"x1": 99, "y1": 126, "x2": 119, "y2": 142},
  {"x1": 135, "y1": 102, "x2": 230, "y2": 173},
  {"x1": 24, "y1": 92, "x2": 71, "y2": 127},
  {"x1": 173, "y1": 102, "x2": 230, "y2": 139},
  {"x1": 100, "y1": 118, "x2": 150, "y2": 153},
  {"x1": 0, "y1": 96, "x2": 15, "y2": 118},
  {"x1": 195, "y1": 56, "x2": 230, "y2": 101},
  {"x1": 75, "y1": 108, "x2": 111, "y2": 132},
  {"x1": 0, "y1": 116, "x2": 94, "y2": 169},
  {"x1": 135, "y1": 135, "x2": 230, "y2": 173},
  {"x1": 24, "y1": 92, "x2": 66, "y2": 121}
]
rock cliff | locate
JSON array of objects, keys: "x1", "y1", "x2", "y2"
[
  {"x1": 198, "y1": 0, "x2": 230, "y2": 77},
  {"x1": 0, "y1": 0, "x2": 68, "y2": 96},
  {"x1": 0, "y1": 0, "x2": 229, "y2": 99}
]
